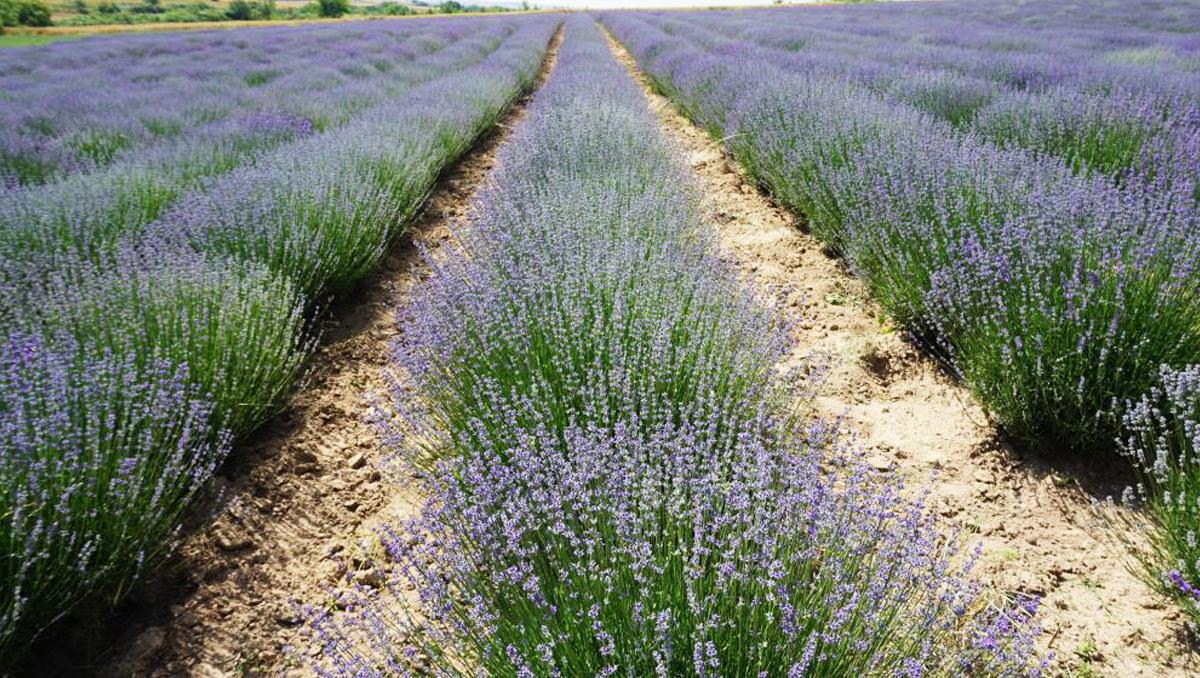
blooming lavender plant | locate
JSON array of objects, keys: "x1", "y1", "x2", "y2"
[
  {"x1": 0, "y1": 329, "x2": 230, "y2": 662},
  {"x1": 604, "y1": 3, "x2": 1200, "y2": 451},
  {"x1": 4, "y1": 246, "x2": 313, "y2": 436},
  {"x1": 0, "y1": 18, "x2": 498, "y2": 187},
  {"x1": 0, "y1": 16, "x2": 559, "y2": 666},
  {"x1": 312, "y1": 420, "x2": 1045, "y2": 677},
  {"x1": 0, "y1": 18, "x2": 523, "y2": 266},
  {"x1": 304, "y1": 17, "x2": 1046, "y2": 676},
  {"x1": 1120, "y1": 364, "x2": 1200, "y2": 625}
]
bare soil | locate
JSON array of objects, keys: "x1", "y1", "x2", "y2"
[
  {"x1": 86, "y1": 28, "x2": 563, "y2": 678},
  {"x1": 605, "y1": 29, "x2": 1197, "y2": 678}
]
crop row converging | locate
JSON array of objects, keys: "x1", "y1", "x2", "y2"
[
  {"x1": 602, "y1": 0, "x2": 1200, "y2": 631},
  {"x1": 0, "y1": 16, "x2": 559, "y2": 663},
  {"x1": 304, "y1": 16, "x2": 1046, "y2": 676}
]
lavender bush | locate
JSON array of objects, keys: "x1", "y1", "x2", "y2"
[
  {"x1": 304, "y1": 17, "x2": 1045, "y2": 676},
  {"x1": 604, "y1": 2, "x2": 1200, "y2": 450},
  {"x1": 1120, "y1": 365, "x2": 1200, "y2": 626},
  {"x1": 0, "y1": 19, "x2": 492, "y2": 187},
  {"x1": 154, "y1": 24, "x2": 550, "y2": 300},
  {"x1": 0, "y1": 18, "x2": 517, "y2": 266},
  {"x1": 3, "y1": 246, "x2": 311, "y2": 436},
  {"x1": 0, "y1": 15, "x2": 558, "y2": 665},
  {"x1": 0, "y1": 329, "x2": 229, "y2": 663}
]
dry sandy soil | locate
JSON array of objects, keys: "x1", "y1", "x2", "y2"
[
  {"x1": 604, "y1": 28, "x2": 1197, "y2": 678},
  {"x1": 80, "y1": 28, "x2": 564, "y2": 678}
]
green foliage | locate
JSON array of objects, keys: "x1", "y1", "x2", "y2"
[
  {"x1": 16, "y1": 0, "x2": 51, "y2": 26},
  {"x1": 130, "y1": 0, "x2": 163, "y2": 14},
  {"x1": 0, "y1": 0, "x2": 19, "y2": 26},
  {"x1": 73, "y1": 0, "x2": 89, "y2": 13},
  {"x1": 225, "y1": 0, "x2": 251, "y2": 19},
  {"x1": 315, "y1": 0, "x2": 347, "y2": 17},
  {"x1": 437, "y1": 0, "x2": 461, "y2": 12},
  {"x1": 226, "y1": 0, "x2": 273, "y2": 20},
  {"x1": 362, "y1": 1, "x2": 410, "y2": 15}
]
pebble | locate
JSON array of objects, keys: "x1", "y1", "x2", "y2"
[
  {"x1": 214, "y1": 530, "x2": 252, "y2": 552},
  {"x1": 275, "y1": 606, "x2": 302, "y2": 626},
  {"x1": 127, "y1": 626, "x2": 166, "y2": 663},
  {"x1": 355, "y1": 568, "x2": 384, "y2": 588},
  {"x1": 346, "y1": 451, "x2": 366, "y2": 469}
]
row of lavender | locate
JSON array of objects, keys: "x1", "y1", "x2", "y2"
[
  {"x1": 655, "y1": 0, "x2": 1200, "y2": 200},
  {"x1": 0, "y1": 17, "x2": 557, "y2": 665},
  {"x1": 0, "y1": 20, "x2": 486, "y2": 187},
  {"x1": 306, "y1": 17, "x2": 1045, "y2": 675},
  {"x1": 602, "y1": 0, "x2": 1200, "y2": 627},
  {"x1": 0, "y1": 19, "x2": 520, "y2": 266}
]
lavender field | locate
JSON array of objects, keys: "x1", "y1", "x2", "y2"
[{"x1": 2, "y1": 0, "x2": 1200, "y2": 675}]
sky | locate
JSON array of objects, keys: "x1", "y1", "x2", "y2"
[{"x1": 530, "y1": 0, "x2": 819, "y2": 9}]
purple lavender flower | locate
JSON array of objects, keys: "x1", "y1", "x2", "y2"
[{"x1": 304, "y1": 16, "x2": 1045, "y2": 676}]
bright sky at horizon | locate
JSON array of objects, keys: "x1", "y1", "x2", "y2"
[{"x1": 532, "y1": 0, "x2": 820, "y2": 9}]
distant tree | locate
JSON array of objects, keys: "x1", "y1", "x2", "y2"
[
  {"x1": 73, "y1": 0, "x2": 90, "y2": 13},
  {"x1": 16, "y1": 0, "x2": 52, "y2": 25},
  {"x1": 370, "y1": 1, "x2": 409, "y2": 14},
  {"x1": 251, "y1": 0, "x2": 273, "y2": 17},
  {"x1": 437, "y1": 0, "x2": 460, "y2": 12},
  {"x1": 225, "y1": 0, "x2": 251, "y2": 18},
  {"x1": 0, "y1": 0, "x2": 18, "y2": 25},
  {"x1": 316, "y1": 0, "x2": 348, "y2": 16},
  {"x1": 96, "y1": 0, "x2": 119, "y2": 12}
]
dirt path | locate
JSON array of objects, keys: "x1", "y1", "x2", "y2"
[
  {"x1": 605, "y1": 28, "x2": 1194, "y2": 678},
  {"x1": 94, "y1": 28, "x2": 563, "y2": 678}
]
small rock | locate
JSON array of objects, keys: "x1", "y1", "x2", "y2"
[
  {"x1": 275, "y1": 607, "x2": 302, "y2": 626},
  {"x1": 866, "y1": 456, "x2": 892, "y2": 471},
  {"x1": 127, "y1": 626, "x2": 167, "y2": 663},
  {"x1": 171, "y1": 606, "x2": 200, "y2": 628},
  {"x1": 344, "y1": 500, "x2": 360, "y2": 512},
  {"x1": 294, "y1": 450, "x2": 318, "y2": 465},
  {"x1": 346, "y1": 452, "x2": 366, "y2": 470},
  {"x1": 972, "y1": 469, "x2": 995, "y2": 484},
  {"x1": 355, "y1": 568, "x2": 384, "y2": 588},
  {"x1": 320, "y1": 560, "x2": 347, "y2": 583},
  {"x1": 214, "y1": 530, "x2": 252, "y2": 552}
]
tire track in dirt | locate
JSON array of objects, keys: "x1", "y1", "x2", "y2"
[
  {"x1": 604, "y1": 26, "x2": 1193, "y2": 678},
  {"x1": 95, "y1": 27, "x2": 564, "y2": 678}
]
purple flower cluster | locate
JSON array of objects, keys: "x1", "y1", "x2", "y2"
[
  {"x1": 150, "y1": 18, "x2": 556, "y2": 299},
  {"x1": 0, "y1": 15, "x2": 559, "y2": 665},
  {"x1": 1120, "y1": 364, "x2": 1200, "y2": 624},
  {"x1": 1167, "y1": 571, "x2": 1200, "y2": 603},
  {"x1": 0, "y1": 19, "x2": 485, "y2": 187},
  {"x1": 0, "y1": 18, "x2": 524, "y2": 265},
  {"x1": 603, "y1": 0, "x2": 1200, "y2": 449},
  {"x1": 0, "y1": 329, "x2": 229, "y2": 660},
  {"x1": 304, "y1": 16, "x2": 1046, "y2": 676}
]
